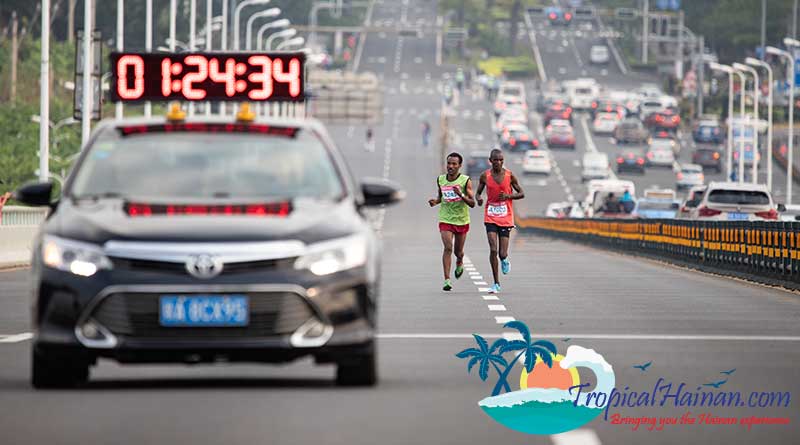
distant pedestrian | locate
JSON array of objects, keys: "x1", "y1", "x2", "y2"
[
  {"x1": 421, "y1": 121, "x2": 432, "y2": 148},
  {"x1": 365, "y1": 127, "x2": 375, "y2": 152}
]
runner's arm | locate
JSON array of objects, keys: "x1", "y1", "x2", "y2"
[
  {"x1": 460, "y1": 178, "x2": 476, "y2": 208},
  {"x1": 428, "y1": 179, "x2": 442, "y2": 207},
  {"x1": 475, "y1": 173, "x2": 486, "y2": 206},
  {"x1": 504, "y1": 173, "x2": 525, "y2": 200}
]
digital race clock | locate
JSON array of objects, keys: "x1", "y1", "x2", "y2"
[{"x1": 110, "y1": 52, "x2": 305, "y2": 102}]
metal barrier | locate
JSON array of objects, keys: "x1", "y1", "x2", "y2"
[
  {"x1": 0, "y1": 206, "x2": 48, "y2": 226},
  {"x1": 516, "y1": 217, "x2": 800, "y2": 290}
]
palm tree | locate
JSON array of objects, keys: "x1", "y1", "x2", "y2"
[
  {"x1": 490, "y1": 321, "x2": 557, "y2": 396},
  {"x1": 456, "y1": 334, "x2": 511, "y2": 393}
]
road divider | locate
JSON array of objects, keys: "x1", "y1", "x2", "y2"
[{"x1": 516, "y1": 216, "x2": 800, "y2": 291}]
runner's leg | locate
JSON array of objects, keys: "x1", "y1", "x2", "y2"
[
  {"x1": 454, "y1": 230, "x2": 467, "y2": 271},
  {"x1": 487, "y1": 230, "x2": 500, "y2": 285},
  {"x1": 499, "y1": 231, "x2": 511, "y2": 274},
  {"x1": 440, "y1": 230, "x2": 454, "y2": 280}
]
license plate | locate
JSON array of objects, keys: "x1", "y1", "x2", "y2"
[
  {"x1": 159, "y1": 295, "x2": 249, "y2": 327},
  {"x1": 727, "y1": 212, "x2": 749, "y2": 221}
]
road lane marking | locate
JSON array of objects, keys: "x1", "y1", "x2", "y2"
[
  {"x1": 494, "y1": 316, "x2": 516, "y2": 324},
  {"x1": 483, "y1": 295, "x2": 500, "y2": 301},
  {"x1": 552, "y1": 429, "x2": 602, "y2": 445},
  {"x1": 0, "y1": 333, "x2": 33, "y2": 343},
  {"x1": 474, "y1": 281, "x2": 487, "y2": 285},
  {"x1": 488, "y1": 305, "x2": 507, "y2": 311},
  {"x1": 376, "y1": 333, "x2": 800, "y2": 341},
  {"x1": 478, "y1": 287, "x2": 491, "y2": 292}
]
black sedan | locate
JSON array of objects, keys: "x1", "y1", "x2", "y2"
[
  {"x1": 616, "y1": 149, "x2": 647, "y2": 174},
  {"x1": 17, "y1": 115, "x2": 403, "y2": 388}
]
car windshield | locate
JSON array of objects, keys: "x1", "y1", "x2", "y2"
[
  {"x1": 502, "y1": 86, "x2": 521, "y2": 96},
  {"x1": 576, "y1": 88, "x2": 592, "y2": 95},
  {"x1": 708, "y1": 189, "x2": 770, "y2": 205},
  {"x1": 682, "y1": 167, "x2": 702, "y2": 174},
  {"x1": 70, "y1": 129, "x2": 345, "y2": 201}
]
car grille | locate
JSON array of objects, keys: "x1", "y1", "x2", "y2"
[
  {"x1": 91, "y1": 291, "x2": 314, "y2": 338},
  {"x1": 110, "y1": 258, "x2": 293, "y2": 275}
]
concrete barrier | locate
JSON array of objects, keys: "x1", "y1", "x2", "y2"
[{"x1": 0, "y1": 226, "x2": 38, "y2": 268}]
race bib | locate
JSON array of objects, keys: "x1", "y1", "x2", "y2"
[
  {"x1": 487, "y1": 203, "x2": 508, "y2": 217},
  {"x1": 441, "y1": 185, "x2": 462, "y2": 202}
]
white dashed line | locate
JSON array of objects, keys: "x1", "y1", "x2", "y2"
[
  {"x1": 0, "y1": 333, "x2": 33, "y2": 343},
  {"x1": 495, "y1": 316, "x2": 516, "y2": 324},
  {"x1": 488, "y1": 305, "x2": 507, "y2": 312},
  {"x1": 483, "y1": 295, "x2": 500, "y2": 301},
  {"x1": 474, "y1": 281, "x2": 488, "y2": 285}
]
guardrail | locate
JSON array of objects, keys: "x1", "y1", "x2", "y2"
[
  {"x1": 516, "y1": 216, "x2": 800, "y2": 290},
  {"x1": 0, "y1": 206, "x2": 48, "y2": 226}
]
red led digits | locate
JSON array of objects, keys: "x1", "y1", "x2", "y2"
[
  {"x1": 247, "y1": 55, "x2": 273, "y2": 100},
  {"x1": 117, "y1": 55, "x2": 145, "y2": 100},
  {"x1": 182, "y1": 55, "x2": 209, "y2": 100},
  {"x1": 272, "y1": 57, "x2": 302, "y2": 97},
  {"x1": 161, "y1": 58, "x2": 172, "y2": 97},
  {"x1": 209, "y1": 57, "x2": 237, "y2": 97}
]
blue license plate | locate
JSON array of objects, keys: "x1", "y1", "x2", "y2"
[
  {"x1": 727, "y1": 212, "x2": 749, "y2": 221},
  {"x1": 159, "y1": 295, "x2": 249, "y2": 327}
]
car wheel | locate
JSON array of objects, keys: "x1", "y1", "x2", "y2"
[
  {"x1": 32, "y1": 348, "x2": 90, "y2": 389},
  {"x1": 336, "y1": 346, "x2": 377, "y2": 386}
]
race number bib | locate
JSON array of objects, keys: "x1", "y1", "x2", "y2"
[
  {"x1": 487, "y1": 202, "x2": 508, "y2": 217},
  {"x1": 441, "y1": 185, "x2": 462, "y2": 202}
]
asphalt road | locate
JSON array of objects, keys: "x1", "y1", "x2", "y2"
[{"x1": 1, "y1": 1, "x2": 799, "y2": 444}]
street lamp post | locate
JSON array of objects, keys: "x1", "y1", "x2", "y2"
[
  {"x1": 256, "y1": 18, "x2": 290, "y2": 50},
  {"x1": 767, "y1": 42, "x2": 797, "y2": 204},
  {"x1": 233, "y1": 0, "x2": 272, "y2": 50},
  {"x1": 276, "y1": 36, "x2": 305, "y2": 51},
  {"x1": 711, "y1": 62, "x2": 735, "y2": 181},
  {"x1": 747, "y1": 57, "x2": 774, "y2": 191},
  {"x1": 733, "y1": 68, "x2": 746, "y2": 183},
  {"x1": 245, "y1": 7, "x2": 280, "y2": 50},
  {"x1": 734, "y1": 62, "x2": 760, "y2": 184},
  {"x1": 116, "y1": 0, "x2": 124, "y2": 120},
  {"x1": 266, "y1": 28, "x2": 296, "y2": 50}
]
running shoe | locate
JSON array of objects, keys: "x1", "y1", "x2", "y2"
[
  {"x1": 487, "y1": 283, "x2": 501, "y2": 293},
  {"x1": 454, "y1": 264, "x2": 464, "y2": 279},
  {"x1": 443, "y1": 279, "x2": 453, "y2": 291},
  {"x1": 501, "y1": 258, "x2": 511, "y2": 275}
]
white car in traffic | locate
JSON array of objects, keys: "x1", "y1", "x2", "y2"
[
  {"x1": 690, "y1": 182, "x2": 777, "y2": 221},
  {"x1": 589, "y1": 45, "x2": 610, "y2": 64},
  {"x1": 592, "y1": 112, "x2": 620, "y2": 134},
  {"x1": 523, "y1": 150, "x2": 552, "y2": 175}
]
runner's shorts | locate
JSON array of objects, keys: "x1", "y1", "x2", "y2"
[
  {"x1": 484, "y1": 223, "x2": 513, "y2": 237},
  {"x1": 439, "y1": 222, "x2": 470, "y2": 234}
]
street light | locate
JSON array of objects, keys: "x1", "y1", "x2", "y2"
[
  {"x1": 710, "y1": 62, "x2": 736, "y2": 181},
  {"x1": 233, "y1": 0, "x2": 271, "y2": 50},
  {"x1": 747, "y1": 56, "x2": 774, "y2": 191},
  {"x1": 732, "y1": 67, "x2": 747, "y2": 183},
  {"x1": 256, "y1": 18, "x2": 290, "y2": 50},
  {"x1": 245, "y1": 7, "x2": 280, "y2": 50},
  {"x1": 276, "y1": 36, "x2": 304, "y2": 51},
  {"x1": 734, "y1": 62, "x2": 760, "y2": 184},
  {"x1": 767, "y1": 45, "x2": 796, "y2": 204},
  {"x1": 266, "y1": 28, "x2": 296, "y2": 50}
]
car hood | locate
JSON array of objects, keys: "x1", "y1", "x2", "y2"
[{"x1": 43, "y1": 197, "x2": 363, "y2": 245}]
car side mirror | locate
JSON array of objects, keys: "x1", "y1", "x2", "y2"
[
  {"x1": 777, "y1": 203, "x2": 787, "y2": 212},
  {"x1": 360, "y1": 177, "x2": 405, "y2": 207},
  {"x1": 14, "y1": 182, "x2": 53, "y2": 207}
]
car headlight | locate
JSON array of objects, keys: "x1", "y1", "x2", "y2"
[
  {"x1": 294, "y1": 234, "x2": 368, "y2": 276},
  {"x1": 41, "y1": 235, "x2": 113, "y2": 277}
]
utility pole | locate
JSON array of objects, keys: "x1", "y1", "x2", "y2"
[
  {"x1": 67, "y1": 0, "x2": 76, "y2": 43},
  {"x1": 40, "y1": 0, "x2": 50, "y2": 183},
  {"x1": 760, "y1": 0, "x2": 767, "y2": 60},
  {"x1": 10, "y1": 11, "x2": 18, "y2": 103},
  {"x1": 676, "y1": 9, "x2": 684, "y2": 80},
  {"x1": 642, "y1": 0, "x2": 649, "y2": 64},
  {"x1": 696, "y1": 35, "x2": 705, "y2": 117},
  {"x1": 794, "y1": 0, "x2": 798, "y2": 40}
]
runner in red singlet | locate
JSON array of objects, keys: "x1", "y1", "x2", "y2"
[{"x1": 476, "y1": 149, "x2": 525, "y2": 293}]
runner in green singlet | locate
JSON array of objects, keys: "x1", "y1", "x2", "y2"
[{"x1": 428, "y1": 152, "x2": 475, "y2": 291}]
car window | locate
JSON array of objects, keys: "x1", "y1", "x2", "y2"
[
  {"x1": 707, "y1": 189, "x2": 771, "y2": 205},
  {"x1": 638, "y1": 200, "x2": 678, "y2": 211},
  {"x1": 70, "y1": 129, "x2": 345, "y2": 201}
]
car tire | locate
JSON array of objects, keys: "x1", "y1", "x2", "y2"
[
  {"x1": 31, "y1": 348, "x2": 90, "y2": 389},
  {"x1": 336, "y1": 347, "x2": 377, "y2": 387}
]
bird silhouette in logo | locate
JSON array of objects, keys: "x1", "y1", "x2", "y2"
[
  {"x1": 703, "y1": 378, "x2": 728, "y2": 389},
  {"x1": 633, "y1": 361, "x2": 652, "y2": 372},
  {"x1": 720, "y1": 368, "x2": 736, "y2": 376}
]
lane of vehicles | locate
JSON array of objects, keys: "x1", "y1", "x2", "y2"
[{"x1": 17, "y1": 51, "x2": 405, "y2": 388}]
